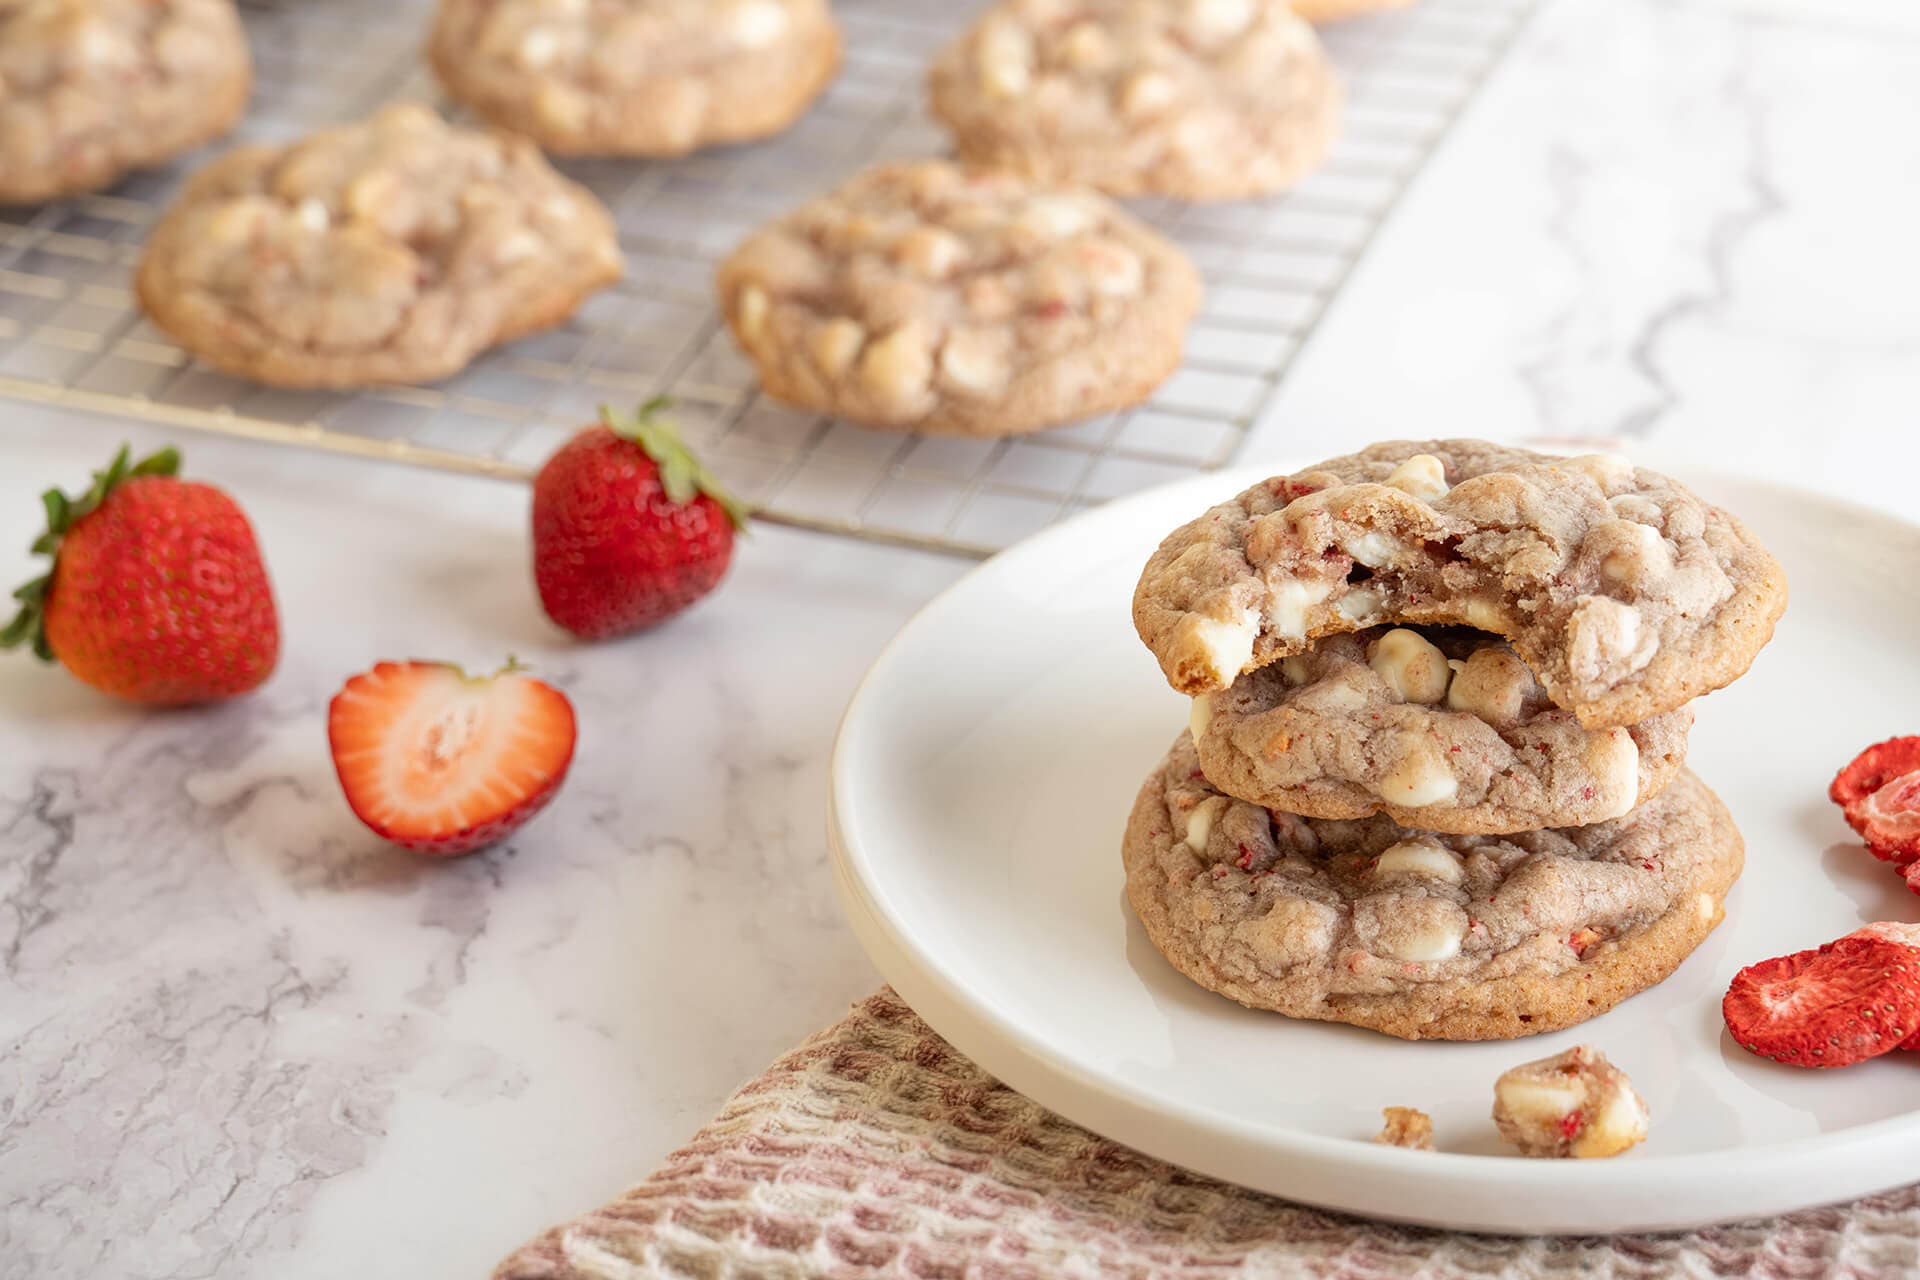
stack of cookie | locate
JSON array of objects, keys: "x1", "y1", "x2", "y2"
[{"x1": 1121, "y1": 440, "x2": 1788, "y2": 1040}]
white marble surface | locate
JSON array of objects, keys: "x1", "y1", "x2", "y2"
[{"x1": 4, "y1": 0, "x2": 1920, "y2": 1275}]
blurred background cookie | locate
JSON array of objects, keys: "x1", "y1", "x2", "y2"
[
  {"x1": 928, "y1": 0, "x2": 1339, "y2": 201},
  {"x1": 0, "y1": 0, "x2": 251, "y2": 204},
  {"x1": 135, "y1": 104, "x2": 623, "y2": 388},
  {"x1": 428, "y1": 0, "x2": 841, "y2": 157},
  {"x1": 717, "y1": 160, "x2": 1203, "y2": 437}
]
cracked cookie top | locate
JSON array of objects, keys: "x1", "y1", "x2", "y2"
[
  {"x1": 1132, "y1": 440, "x2": 1788, "y2": 728},
  {"x1": 0, "y1": 0, "x2": 250, "y2": 203},
  {"x1": 427, "y1": 0, "x2": 840, "y2": 156},
  {"x1": 1191, "y1": 626, "x2": 1692, "y2": 834},
  {"x1": 717, "y1": 160, "x2": 1203, "y2": 437},
  {"x1": 135, "y1": 104, "x2": 623, "y2": 388},
  {"x1": 929, "y1": 0, "x2": 1339, "y2": 201}
]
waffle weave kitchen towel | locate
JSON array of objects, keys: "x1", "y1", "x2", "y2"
[{"x1": 493, "y1": 988, "x2": 1920, "y2": 1279}]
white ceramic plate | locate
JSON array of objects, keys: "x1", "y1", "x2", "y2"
[{"x1": 830, "y1": 461, "x2": 1920, "y2": 1235}]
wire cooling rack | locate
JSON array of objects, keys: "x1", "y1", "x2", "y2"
[{"x1": 0, "y1": 0, "x2": 1536, "y2": 557}]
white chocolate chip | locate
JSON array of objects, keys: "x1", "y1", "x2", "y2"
[
  {"x1": 1460, "y1": 596, "x2": 1508, "y2": 634},
  {"x1": 1017, "y1": 196, "x2": 1096, "y2": 241},
  {"x1": 1078, "y1": 240, "x2": 1144, "y2": 297},
  {"x1": 977, "y1": 19, "x2": 1035, "y2": 97},
  {"x1": 1279, "y1": 655, "x2": 1311, "y2": 685},
  {"x1": 1120, "y1": 70, "x2": 1179, "y2": 119},
  {"x1": 294, "y1": 198, "x2": 330, "y2": 233},
  {"x1": 518, "y1": 26, "x2": 563, "y2": 68},
  {"x1": 1187, "y1": 610, "x2": 1258, "y2": 686},
  {"x1": 1696, "y1": 892, "x2": 1716, "y2": 923},
  {"x1": 1567, "y1": 597, "x2": 1655, "y2": 686},
  {"x1": 1374, "y1": 839, "x2": 1465, "y2": 885},
  {"x1": 1495, "y1": 1074, "x2": 1585, "y2": 1129},
  {"x1": 1343, "y1": 530, "x2": 1400, "y2": 569},
  {"x1": 1600, "y1": 520, "x2": 1672, "y2": 586},
  {"x1": 1444, "y1": 646, "x2": 1532, "y2": 728},
  {"x1": 859, "y1": 322, "x2": 936, "y2": 409},
  {"x1": 1265, "y1": 580, "x2": 1330, "y2": 641},
  {"x1": 1571, "y1": 1083, "x2": 1651, "y2": 1159},
  {"x1": 1336, "y1": 585, "x2": 1386, "y2": 623},
  {"x1": 1384, "y1": 453, "x2": 1449, "y2": 502},
  {"x1": 1188, "y1": 693, "x2": 1215, "y2": 746},
  {"x1": 1565, "y1": 453, "x2": 1635, "y2": 491},
  {"x1": 1380, "y1": 898, "x2": 1467, "y2": 963},
  {"x1": 1378, "y1": 735, "x2": 1458, "y2": 808},
  {"x1": 728, "y1": 0, "x2": 789, "y2": 48},
  {"x1": 736, "y1": 285, "x2": 770, "y2": 341},
  {"x1": 1060, "y1": 21, "x2": 1113, "y2": 69},
  {"x1": 938, "y1": 328, "x2": 1010, "y2": 398},
  {"x1": 1185, "y1": 0, "x2": 1256, "y2": 38},
  {"x1": 894, "y1": 227, "x2": 965, "y2": 280},
  {"x1": 1369, "y1": 629, "x2": 1451, "y2": 705},
  {"x1": 1185, "y1": 795, "x2": 1227, "y2": 854},
  {"x1": 1581, "y1": 730, "x2": 1639, "y2": 820},
  {"x1": 535, "y1": 82, "x2": 591, "y2": 131},
  {"x1": 808, "y1": 318, "x2": 865, "y2": 377}
]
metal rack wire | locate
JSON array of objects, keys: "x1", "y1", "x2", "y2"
[{"x1": 0, "y1": 0, "x2": 1537, "y2": 557}]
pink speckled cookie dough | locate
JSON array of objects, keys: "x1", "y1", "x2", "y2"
[
  {"x1": 1123, "y1": 734, "x2": 1743, "y2": 1041},
  {"x1": 928, "y1": 0, "x2": 1339, "y2": 201},
  {"x1": 1132, "y1": 440, "x2": 1788, "y2": 729},
  {"x1": 1190, "y1": 626, "x2": 1692, "y2": 834}
]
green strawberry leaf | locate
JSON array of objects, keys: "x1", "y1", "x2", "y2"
[
  {"x1": 600, "y1": 401, "x2": 753, "y2": 532},
  {"x1": 3, "y1": 444, "x2": 185, "y2": 664}
]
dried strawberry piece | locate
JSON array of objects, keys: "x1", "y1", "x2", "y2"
[
  {"x1": 1830, "y1": 737, "x2": 1920, "y2": 807},
  {"x1": 1722, "y1": 936, "x2": 1920, "y2": 1068},
  {"x1": 1848, "y1": 923, "x2": 1920, "y2": 1051},
  {"x1": 1846, "y1": 770, "x2": 1920, "y2": 864}
]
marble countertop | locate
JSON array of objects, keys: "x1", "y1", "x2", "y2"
[{"x1": 5, "y1": 0, "x2": 1919, "y2": 1275}]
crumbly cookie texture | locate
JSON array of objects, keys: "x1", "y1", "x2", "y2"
[
  {"x1": 1190, "y1": 626, "x2": 1692, "y2": 834},
  {"x1": 135, "y1": 104, "x2": 623, "y2": 389},
  {"x1": 717, "y1": 160, "x2": 1203, "y2": 437},
  {"x1": 1492, "y1": 1045, "x2": 1649, "y2": 1158},
  {"x1": 928, "y1": 0, "x2": 1339, "y2": 201},
  {"x1": 0, "y1": 0, "x2": 250, "y2": 204},
  {"x1": 427, "y1": 0, "x2": 840, "y2": 157},
  {"x1": 1289, "y1": 0, "x2": 1415, "y2": 23},
  {"x1": 1122, "y1": 734, "x2": 1743, "y2": 1041},
  {"x1": 1375, "y1": 1106, "x2": 1434, "y2": 1150},
  {"x1": 1132, "y1": 440, "x2": 1788, "y2": 729}
]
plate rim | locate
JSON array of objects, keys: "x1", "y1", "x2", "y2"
[{"x1": 828, "y1": 456, "x2": 1920, "y2": 1234}]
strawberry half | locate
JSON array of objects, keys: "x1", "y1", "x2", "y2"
[
  {"x1": 532, "y1": 399, "x2": 750, "y2": 641},
  {"x1": 1722, "y1": 936, "x2": 1920, "y2": 1068},
  {"x1": 327, "y1": 660, "x2": 577, "y2": 856},
  {"x1": 2, "y1": 444, "x2": 279, "y2": 704},
  {"x1": 1830, "y1": 737, "x2": 1920, "y2": 863}
]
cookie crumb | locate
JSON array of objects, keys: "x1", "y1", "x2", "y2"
[
  {"x1": 1375, "y1": 1105, "x2": 1434, "y2": 1150},
  {"x1": 1491, "y1": 1045, "x2": 1648, "y2": 1158}
]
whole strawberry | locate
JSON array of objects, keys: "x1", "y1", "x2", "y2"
[
  {"x1": 1, "y1": 445, "x2": 279, "y2": 704},
  {"x1": 532, "y1": 399, "x2": 749, "y2": 640}
]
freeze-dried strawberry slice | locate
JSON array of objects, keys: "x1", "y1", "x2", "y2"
[
  {"x1": 1722, "y1": 936, "x2": 1920, "y2": 1068},
  {"x1": 1849, "y1": 923, "x2": 1920, "y2": 1051},
  {"x1": 1832, "y1": 737, "x2": 1920, "y2": 806},
  {"x1": 1846, "y1": 771, "x2": 1920, "y2": 864}
]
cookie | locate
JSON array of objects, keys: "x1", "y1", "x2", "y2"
[
  {"x1": 1132, "y1": 440, "x2": 1788, "y2": 729},
  {"x1": 427, "y1": 0, "x2": 840, "y2": 157},
  {"x1": 135, "y1": 104, "x2": 623, "y2": 389},
  {"x1": 0, "y1": 0, "x2": 251, "y2": 205},
  {"x1": 717, "y1": 160, "x2": 1203, "y2": 437},
  {"x1": 1123, "y1": 734, "x2": 1743, "y2": 1041},
  {"x1": 1191, "y1": 626, "x2": 1692, "y2": 834},
  {"x1": 927, "y1": 0, "x2": 1339, "y2": 202},
  {"x1": 1289, "y1": 0, "x2": 1415, "y2": 23}
]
